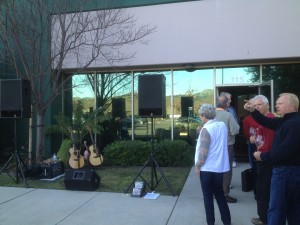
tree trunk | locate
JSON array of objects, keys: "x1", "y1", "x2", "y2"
[{"x1": 35, "y1": 111, "x2": 45, "y2": 163}]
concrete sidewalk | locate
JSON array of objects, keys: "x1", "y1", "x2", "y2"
[{"x1": 0, "y1": 163, "x2": 257, "y2": 225}]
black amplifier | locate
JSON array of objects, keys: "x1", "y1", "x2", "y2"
[{"x1": 41, "y1": 161, "x2": 64, "y2": 179}]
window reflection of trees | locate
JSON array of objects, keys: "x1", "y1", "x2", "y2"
[
  {"x1": 247, "y1": 64, "x2": 300, "y2": 99},
  {"x1": 69, "y1": 64, "x2": 300, "y2": 140}
]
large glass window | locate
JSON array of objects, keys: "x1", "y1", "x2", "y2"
[
  {"x1": 71, "y1": 67, "x2": 254, "y2": 142},
  {"x1": 70, "y1": 63, "x2": 300, "y2": 145},
  {"x1": 173, "y1": 69, "x2": 214, "y2": 141},
  {"x1": 262, "y1": 64, "x2": 300, "y2": 100},
  {"x1": 72, "y1": 72, "x2": 133, "y2": 145},
  {"x1": 73, "y1": 73, "x2": 95, "y2": 113},
  {"x1": 216, "y1": 66, "x2": 259, "y2": 85}
]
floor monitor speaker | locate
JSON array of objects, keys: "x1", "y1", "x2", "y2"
[
  {"x1": 112, "y1": 98, "x2": 126, "y2": 118},
  {"x1": 64, "y1": 168, "x2": 100, "y2": 191},
  {"x1": 181, "y1": 96, "x2": 194, "y2": 117},
  {"x1": 0, "y1": 79, "x2": 31, "y2": 118},
  {"x1": 138, "y1": 74, "x2": 165, "y2": 117}
]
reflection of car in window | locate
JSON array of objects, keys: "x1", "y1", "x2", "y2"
[
  {"x1": 175, "y1": 117, "x2": 202, "y2": 129},
  {"x1": 134, "y1": 117, "x2": 148, "y2": 125}
]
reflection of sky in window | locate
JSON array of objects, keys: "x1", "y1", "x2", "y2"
[
  {"x1": 72, "y1": 67, "x2": 256, "y2": 98},
  {"x1": 73, "y1": 75, "x2": 94, "y2": 98},
  {"x1": 172, "y1": 70, "x2": 213, "y2": 95}
]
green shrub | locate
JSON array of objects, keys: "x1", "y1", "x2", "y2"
[
  {"x1": 153, "y1": 139, "x2": 194, "y2": 167},
  {"x1": 103, "y1": 139, "x2": 194, "y2": 167},
  {"x1": 57, "y1": 139, "x2": 71, "y2": 168},
  {"x1": 103, "y1": 140, "x2": 149, "y2": 166}
]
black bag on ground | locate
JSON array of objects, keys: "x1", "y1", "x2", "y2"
[{"x1": 241, "y1": 168, "x2": 253, "y2": 192}]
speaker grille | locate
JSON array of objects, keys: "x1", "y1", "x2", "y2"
[
  {"x1": 112, "y1": 98, "x2": 126, "y2": 118},
  {"x1": 0, "y1": 79, "x2": 31, "y2": 118},
  {"x1": 138, "y1": 74, "x2": 166, "y2": 117}
]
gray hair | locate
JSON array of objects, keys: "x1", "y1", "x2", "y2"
[
  {"x1": 220, "y1": 92, "x2": 231, "y2": 98},
  {"x1": 198, "y1": 103, "x2": 216, "y2": 119},
  {"x1": 252, "y1": 95, "x2": 269, "y2": 105},
  {"x1": 216, "y1": 95, "x2": 228, "y2": 109}
]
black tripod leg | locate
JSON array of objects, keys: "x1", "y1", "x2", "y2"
[
  {"x1": 152, "y1": 158, "x2": 176, "y2": 196},
  {"x1": 15, "y1": 153, "x2": 28, "y2": 188},
  {"x1": 150, "y1": 155, "x2": 159, "y2": 191},
  {"x1": 17, "y1": 153, "x2": 29, "y2": 174},
  {"x1": 0, "y1": 154, "x2": 16, "y2": 182},
  {"x1": 124, "y1": 159, "x2": 149, "y2": 194},
  {"x1": 0, "y1": 154, "x2": 13, "y2": 174},
  {"x1": 0, "y1": 117, "x2": 29, "y2": 188}
]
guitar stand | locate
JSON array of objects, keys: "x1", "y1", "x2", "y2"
[
  {"x1": 0, "y1": 117, "x2": 28, "y2": 188},
  {"x1": 124, "y1": 115, "x2": 175, "y2": 196}
]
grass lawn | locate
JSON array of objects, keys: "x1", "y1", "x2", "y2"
[{"x1": 0, "y1": 166, "x2": 191, "y2": 196}]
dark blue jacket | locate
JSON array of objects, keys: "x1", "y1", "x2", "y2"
[{"x1": 251, "y1": 110, "x2": 300, "y2": 167}]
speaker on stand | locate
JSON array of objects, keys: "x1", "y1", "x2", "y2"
[
  {"x1": 138, "y1": 74, "x2": 166, "y2": 118},
  {"x1": 181, "y1": 96, "x2": 194, "y2": 136},
  {"x1": 112, "y1": 98, "x2": 126, "y2": 119},
  {"x1": 0, "y1": 79, "x2": 31, "y2": 187},
  {"x1": 0, "y1": 79, "x2": 31, "y2": 118},
  {"x1": 124, "y1": 74, "x2": 175, "y2": 196},
  {"x1": 112, "y1": 98, "x2": 128, "y2": 139},
  {"x1": 181, "y1": 96, "x2": 194, "y2": 118}
]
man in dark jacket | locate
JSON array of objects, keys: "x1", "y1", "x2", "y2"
[{"x1": 244, "y1": 93, "x2": 300, "y2": 225}]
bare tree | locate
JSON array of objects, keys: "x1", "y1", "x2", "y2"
[
  {"x1": 85, "y1": 72, "x2": 133, "y2": 112},
  {"x1": 0, "y1": 0, "x2": 156, "y2": 162}
]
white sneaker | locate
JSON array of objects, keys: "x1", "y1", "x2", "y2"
[{"x1": 232, "y1": 161, "x2": 237, "y2": 168}]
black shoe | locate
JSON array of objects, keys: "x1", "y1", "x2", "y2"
[
  {"x1": 226, "y1": 195, "x2": 237, "y2": 203},
  {"x1": 251, "y1": 217, "x2": 266, "y2": 225}
]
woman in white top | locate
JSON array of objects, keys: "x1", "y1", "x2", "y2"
[{"x1": 195, "y1": 103, "x2": 231, "y2": 225}]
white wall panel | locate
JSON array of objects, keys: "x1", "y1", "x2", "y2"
[{"x1": 59, "y1": 0, "x2": 300, "y2": 69}]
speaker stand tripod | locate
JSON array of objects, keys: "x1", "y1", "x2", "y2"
[
  {"x1": 124, "y1": 115, "x2": 175, "y2": 196},
  {"x1": 0, "y1": 116, "x2": 28, "y2": 188}
]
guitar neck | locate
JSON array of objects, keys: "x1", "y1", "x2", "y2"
[
  {"x1": 69, "y1": 129, "x2": 78, "y2": 150},
  {"x1": 89, "y1": 129, "x2": 97, "y2": 147}
]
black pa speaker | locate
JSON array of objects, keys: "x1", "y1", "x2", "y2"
[
  {"x1": 64, "y1": 168, "x2": 100, "y2": 191},
  {"x1": 181, "y1": 96, "x2": 194, "y2": 117},
  {"x1": 138, "y1": 74, "x2": 166, "y2": 117},
  {"x1": 112, "y1": 98, "x2": 126, "y2": 118},
  {"x1": 0, "y1": 79, "x2": 31, "y2": 118}
]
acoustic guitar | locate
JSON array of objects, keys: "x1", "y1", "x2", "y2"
[
  {"x1": 87, "y1": 127, "x2": 103, "y2": 166},
  {"x1": 68, "y1": 128, "x2": 84, "y2": 169}
]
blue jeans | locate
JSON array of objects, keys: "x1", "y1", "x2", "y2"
[
  {"x1": 268, "y1": 166, "x2": 300, "y2": 225},
  {"x1": 200, "y1": 171, "x2": 231, "y2": 225}
]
